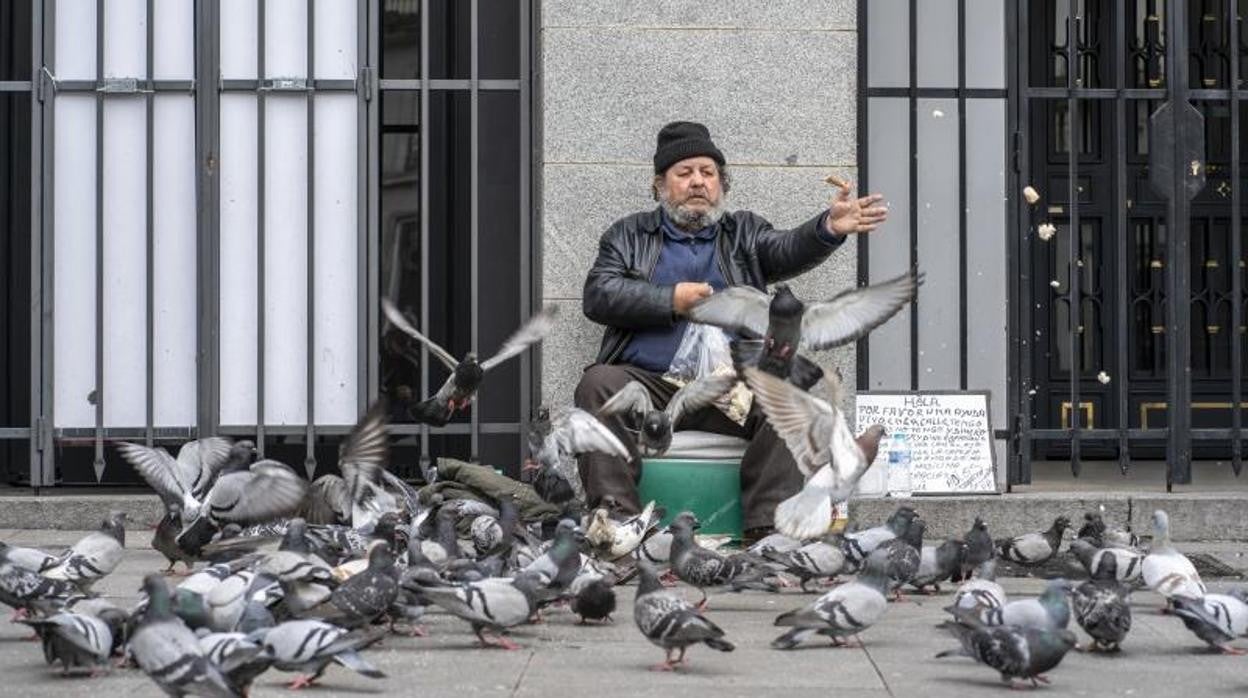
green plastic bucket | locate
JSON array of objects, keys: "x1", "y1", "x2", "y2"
[{"x1": 638, "y1": 458, "x2": 742, "y2": 540}]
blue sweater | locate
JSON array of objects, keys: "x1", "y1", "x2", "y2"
[{"x1": 619, "y1": 211, "x2": 843, "y2": 373}]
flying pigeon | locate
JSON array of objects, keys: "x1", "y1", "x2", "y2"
[
  {"x1": 633, "y1": 561, "x2": 734, "y2": 671},
  {"x1": 997, "y1": 515, "x2": 1070, "y2": 566},
  {"x1": 1142, "y1": 510, "x2": 1206, "y2": 607},
  {"x1": 937, "y1": 615, "x2": 1078, "y2": 689},
  {"x1": 301, "y1": 401, "x2": 393, "y2": 528},
  {"x1": 772, "y1": 549, "x2": 890, "y2": 649},
  {"x1": 252, "y1": 619, "x2": 387, "y2": 688},
  {"x1": 523, "y1": 408, "x2": 629, "y2": 507},
  {"x1": 689, "y1": 272, "x2": 921, "y2": 373},
  {"x1": 116, "y1": 437, "x2": 239, "y2": 519},
  {"x1": 130, "y1": 574, "x2": 238, "y2": 697},
  {"x1": 1071, "y1": 553, "x2": 1133, "y2": 652},
  {"x1": 743, "y1": 366, "x2": 886, "y2": 540},
  {"x1": 382, "y1": 297, "x2": 558, "y2": 425},
  {"x1": 597, "y1": 374, "x2": 737, "y2": 457}
]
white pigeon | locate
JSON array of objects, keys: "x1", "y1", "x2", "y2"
[
  {"x1": 1141, "y1": 510, "x2": 1205, "y2": 606},
  {"x1": 743, "y1": 367, "x2": 885, "y2": 540},
  {"x1": 586, "y1": 501, "x2": 661, "y2": 561}
]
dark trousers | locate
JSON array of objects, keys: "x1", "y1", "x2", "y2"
[{"x1": 573, "y1": 363, "x2": 804, "y2": 530}]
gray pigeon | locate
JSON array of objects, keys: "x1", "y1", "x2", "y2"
[
  {"x1": 300, "y1": 542, "x2": 399, "y2": 629},
  {"x1": 1069, "y1": 539, "x2": 1144, "y2": 585},
  {"x1": 772, "y1": 549, "x2": 890, "y2": 649},
  {"x1": 521, "y1": 519, "x2": 584, "y2": 591},
  {"x1": 413, "y1": 573, "x2": 542, "y2": 649},
  {"x1": 937, "y1": 615, "x2": 1078, "y2": 688},
  {"x1": 41, "y1": 511, "x2": 127, "y2": 592},
  {"x1": 301, "y1": 402, "x2": 393, "y2": 529},
  {"x1": 1171, "y1": 590, "x2": 1248, "y2": 654},
  {"x1": 382, "y1": 297, "x2": 557, "y2": 425},
  {"x1": 597, "y1": 374, "x2": 737, "y2": 457},
  {"x1": 997, "y1": 516, "x2": 1070, "y2": 566},
  {"x1": 669, "y1": 512, "x2": 776, "y2": 607},
  {"x1": 0, "y1": 540, "x2": 58, "y2": 572},
  {"x1": 760, "y1": 539, "x2": 848, "y2": 592},
  {"x1": 570, "y1": 576, "x2": 617, "y2": 624},
  {"x1": 251, "y1": 619, "x2": 386, "y2": 689},
  {"x1": 18, "y1": 611, "x2": 114, "y2": 675},
  {"x1": 841, "y1": 506, "x2": 918, "y2": 570},
  {"x1": 0, "y1": 562, "x2": 83, "y2": 617},
  {"x1": 151, "y1": 505, "x2": 197, "y2": 574},
  {"x1": 954, "y1": 517, "x2": 994, "y2": 581},
  {"x1": 130, "y1": 574, "x2": 238, "y2": 697},
  {"x1": 1071, "y1": 553, "x2": 1133, "y2": 652},
  {"x1": 962, "y1": 579, "x2": 1072, "y2": 631},
  {"x1": 909, "y1": 538, "x2": 966, "y2": 593},
  {"x1": 633, "y1": 561, "x2": 734, "y2": 671},
  {"x1": 879, "y1": 517, "x2": 925, "y2": 598},
  {"x1": 197, "y1": 631, "x2": 273, "y2": 695},
  {"x1": 1142, "y1": 510, "x2": 1206, "y2": 605},
  {"x1": 176, "y1": 458, "x2": 309, "y2": 555}
]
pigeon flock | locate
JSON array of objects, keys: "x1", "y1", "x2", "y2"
[{"x1": 0, "y1": 288, "x2": 1243, "y2": 694}]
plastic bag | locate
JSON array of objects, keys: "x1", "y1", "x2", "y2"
[{"x1": 666, "y1": 323, "x2": 732, "y2": 383}]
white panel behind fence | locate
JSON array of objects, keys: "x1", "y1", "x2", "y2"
[
  {"x1": 104, "y1": 0, "x2": 146, "y2": 79},
  {"x1": 53, "y1": 96, "x2": 98, "y2": 429},
  {"x1": 314, "y1": 95, "x2": 359, "y2": 424},
  {"x1": 55, "y1": 0, "x2": 96, "y2": 80},
  {"x1": 102, "y1": 98, "x2": 148, "y2": 428},
  {"x1": 263, "y1": 96, "x2": 309, "y2": 425},
  {"x1": 220, "y1": 0, "x2": 259, "y2": 80},
  {"x1": 266, "y1": 0, "x2": 308, "y2": 78},
  {"x1": 153, "y1": 95, "x2": 198, "y2": 427},
  {"x1": 154, "y1": 0, "x2": 194, "y2": 80},
  {"x1": 219, "y1": 94, "x2": 260, "y2": 425},
  {"x1": 314, "y1": 0, "x2": 357, "y2": 79}
]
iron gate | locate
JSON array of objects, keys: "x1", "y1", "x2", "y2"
[{"x1": 1013, "y1": 0, "x2": 1246, "y2": 487}]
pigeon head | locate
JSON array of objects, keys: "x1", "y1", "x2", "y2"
[
  {"x1": 1052, "y1": 515, "x2": 1072, "y2": 534},
  {"x1": 641, "y1": 412, "x2": 670, "y2": 451},
  {"x1": 859, "y1": 424, "x2": 887, "y2": 463},
  {"x1": 375, "y1": 512, "x2": 403, "y2": 546},
  {"x1": 102, "y1": 511, "x2": 128, "y2": 543},
  {"x1": 900, "y1": 517, "x2": 926, "y2": 548},
  {"x1": 140, "y1": 574, "x2": 174, "y2": 617},
  {"x1": 673, "y1": 511, "x2": 701, "y2": 531},
  {"x1": 635, "y1": 561, "x2": 665, "y2": 596},
  {"x1": 1151, "y1": 510, "x2": 1171, "y2": 542},
  {"x1": 1091, "y1": 548, "x2": 1119, "y2": 581},
  {"x1": 769, "y1": 284, "x2": 804, "y2": 319},
  {"x1": 887, "y1": 506, "x2": 918, "y2": 534},
  {"x1": 280, "y1": 518, "x2": 309, "y2": 553},
  {"x1": 858, "y1": 548, "x2": 892, "y2": 593},
  {"x1": 367, "y1": 540, "x2": 397, "y2": 569}
]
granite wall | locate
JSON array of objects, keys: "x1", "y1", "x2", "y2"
[{"x1": 538, "y1": 1, "x2": 860, "y2": 409}]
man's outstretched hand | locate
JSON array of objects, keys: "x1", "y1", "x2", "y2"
[
  {"x1": 673, "y1": 282, "x2": 714, "y2": 317},
  {"x1": 825, "y1": 180, "x2": 888, "y2": 236}
]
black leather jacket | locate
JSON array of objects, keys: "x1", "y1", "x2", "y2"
[{"x1": 582, "y1": 207, "x2": 844, "y2": 365}]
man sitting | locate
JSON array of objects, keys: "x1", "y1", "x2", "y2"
[{"x1": 575, "y1": 121, "x2": 887, "y2": 541}]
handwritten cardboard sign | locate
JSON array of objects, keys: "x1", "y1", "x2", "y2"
[{"x1": 853, "y1": 391, "x2": 997, "y2": 495}]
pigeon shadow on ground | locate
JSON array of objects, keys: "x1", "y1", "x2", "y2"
[{"x1": 257, "y1": 679, "x2": 387, "y2": 694}]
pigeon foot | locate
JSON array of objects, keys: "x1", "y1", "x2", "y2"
[{"x1": 288, "y1": 675, "x2": 317, "y2": 690}]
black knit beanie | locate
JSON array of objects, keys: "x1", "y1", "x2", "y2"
[{"x1": 653, "y1": 121, "x2": 725, "y2": 174}]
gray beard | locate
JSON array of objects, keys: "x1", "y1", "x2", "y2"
[{"x1": 660, "y1": 196, "x2": 726, "y2": 231}]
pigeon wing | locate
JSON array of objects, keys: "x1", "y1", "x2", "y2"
[
  {"x1": 177, "y1": 437, "x2": 235, "y2": 497},
  {"x1": 381, "y1": 297, "x2": 458, "y2": 370},
  {"x1": 597, "y1": 381, "x2": 654, "y2": 419},
  {"x1": 481, "y1": 304, "x2": 559, "y2": 371},
  {"x1": 116, "y1": 442, "x2": 192, "y2": 504},
  {"x1": 666, "y1": 373, "x2": 738, "y2": 425},
  {"x1": 686, "y1": 286, "x2": 771, "y2": 337},
  {"x1": 206, "y1": 460, "x2": 308, "y2": 524},
  {"x1": 743, "y1": 367, "x2": 835, "y2": 475},
  {"x1": 800, "y1": 271, "x2": 922, "y2": 350},
  {"x1": 339, "y1": 400, "x2": 389, "y2": 471},
  {"x1": 304, "y1": 475, "x2": 351, "y2": 525},
  {"x1": 552, "y1": 409, "x2": 630, "y2": 459}
]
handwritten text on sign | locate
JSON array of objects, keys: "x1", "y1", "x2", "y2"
[{"x1": 854, "y1": 392, "x2": 996, "y2": 494}]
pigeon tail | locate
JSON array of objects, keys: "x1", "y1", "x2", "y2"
[
  {"x1": 410, "y1": 397, "x2": 453, "y2": 427},
  {"x1": 770, "y1": 627, "x2": 814, "y2": 650},
  {"x1": 703, "y1": 636, "x2": 735, "y2": 652},
  {"x1": 774, "y1": 486, "x2": 833, "y2": 541},
  {"x1": 332, "y1": 649, "x2": 386, "y2": 679}
]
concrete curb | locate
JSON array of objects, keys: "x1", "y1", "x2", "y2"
[{"x1": 1, "y1": 491, "x2": 1246, "y2": 541}]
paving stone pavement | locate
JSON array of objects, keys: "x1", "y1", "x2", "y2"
[{"x1": 1, "y1": 529, "x2": 1247, "y2": 697}]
